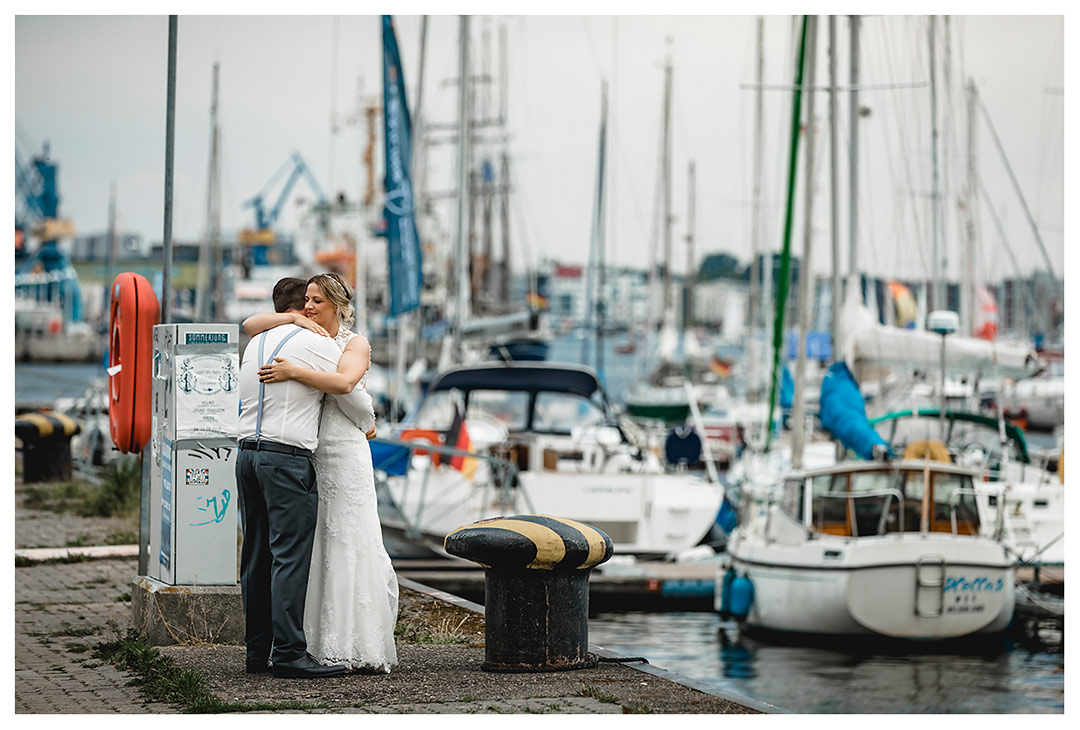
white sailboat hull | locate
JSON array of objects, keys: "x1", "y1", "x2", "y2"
[
  {"x1": 727, "y1": 528, "x2": 1014, "y2": 639},
  {"x1": 382, "y1": 461, "x2": 723, "y2": 557}
]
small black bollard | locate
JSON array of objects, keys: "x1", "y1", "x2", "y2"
[
  {"x1": 15, "y1": 411, "x2": 81, "y2": 483},
  {"x1": 444, "y1": 514, "x2": 613, "y2": 673}
]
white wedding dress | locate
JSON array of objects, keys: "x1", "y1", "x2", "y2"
[{"x1": 304, "y1": 329, "x2": 399, "y2": 672}]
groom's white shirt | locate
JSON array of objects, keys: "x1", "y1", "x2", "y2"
[{"x1": 237, "y1": 324, "x2": 376, "y2": 451}]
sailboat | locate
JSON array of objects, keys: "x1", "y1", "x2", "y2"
[
  {"x1": 720, "y1": 15, "x2": 1021, "y2": 640},
  {"x1": 623, "y1": 57, "x2": 726, "y2": 425}
]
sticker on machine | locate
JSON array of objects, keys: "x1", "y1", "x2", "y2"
[{"x1": 186, "y1": 468, "x2": 210, "y2": 486}]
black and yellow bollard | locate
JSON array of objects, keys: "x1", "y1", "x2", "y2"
[
  {"x1": 15, "y1": 411, "x2": 81, "y2": 483},
  {"x1": 444, "y1": 514, "x2": 613, "y2": 673}
]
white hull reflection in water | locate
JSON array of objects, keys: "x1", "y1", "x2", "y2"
[{"x1": 587, "y1": 612, "x2": 1063, "y2": 713}]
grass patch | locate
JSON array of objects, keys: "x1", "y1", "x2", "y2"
[
  {"x1": 622, "y1": 702, "x2": 653, "y2": 714},
  {"x1": 65, "y1": 642, "x2": 92, "y2": 654},
  {"x1": 106, "y1": 530, "x2": 139, "y2": 545},
  {"x1": 54, "y1": 626, "x2": 98, "y2": 637},
  {"x1": 394, "y1": 615, "x2": 471, "y2": 645},
  {"x1": 66, "y1": 535, "x2": 92, "y2": 547},
  {"x1": 580, "y1": 683, "x2": 619, "y2": 704},
  {"x1": 21, "y1": 457, "x2": 141, "y2": 519},
  {"x1": 93, "y1": 630, "x2": 326, "y2": 714},
  {"x1": 116, "y1": 593, "x2": 132, "y2": 603},
  {"x1": 16, "y1": 553, "x2": 95, "y2": 566},
  {"x1": 458, "y1": 694, "x2": 480, "y2": 703}
]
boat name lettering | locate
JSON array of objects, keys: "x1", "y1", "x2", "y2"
[
  {"x1": 943, "y1": 576, "x2": 1004, "y2": 593},
  {"x1": 584, "y1": 486, "x2": 633, "y2": 494}
]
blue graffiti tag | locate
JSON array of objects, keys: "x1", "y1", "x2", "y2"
[{"x1": 190, "y1": 489, "x2": 231, "y2": 526}]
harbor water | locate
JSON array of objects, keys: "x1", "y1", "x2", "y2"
[{"x1": 588, "y1": 611, "x2": 1064, "y2": 713}]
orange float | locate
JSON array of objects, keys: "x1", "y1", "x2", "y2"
[
  {"x1": 397, "y1": 428, "x2": 445, "y2": 466},
  {"x1": 108, "y1": 272, "x2": 160, "y2": 454}
]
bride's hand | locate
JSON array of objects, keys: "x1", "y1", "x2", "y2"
[
  {"x1": 258, "y1": 356, "x2": 297, "y2": 383},
  {"x1": 293, "y1": 312, "x2": 329, "y2": 337}
]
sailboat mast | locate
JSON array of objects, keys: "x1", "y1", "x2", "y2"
[
  {"x1": 196, "y1": 62, "x2": 221, "y2": 322},
  {"x1": 595, "y1": 81, "x2": 609, "y2": 378},
  {"x1": 929, "y1": 15, "x2": 942, "y2": 310},
  {"x1": 453, "y1": 15, "x2": 472, "y2": 362},
  {"x1": 765, "y1": 15, "x2": 810, "y2": 453},
  {"x1": 791, "y1": 15, "x2": 818, "y2": 470},
  {"x1": 103, "y1": 181, "x2": 116, "y2": 325},
  {"x1": 661, "y1": 49, "x2": 674, "y2": 325},
  {"x1": 685, "y1": 159, "x2": 696, "y2": 331},
  {"x1": 829, "y1": 16, "x2": 841, "y2": 359},
  {"x1": 963, "y1": 79, "x2": 977, "y2": 338},
  {"x1": 848, "y1": 15, "x2": 860, "y2": 278},
  {"x1": 749, "y1": 16, "x2": 765, "y2": 401}
]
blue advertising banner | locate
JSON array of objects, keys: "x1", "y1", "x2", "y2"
[{"x1": 382, "y1": 15, "x2": 423, "y2": 315}]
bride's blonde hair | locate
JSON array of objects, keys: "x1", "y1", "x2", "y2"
[{"x1": 308, "y1": 272, "x2": 356, "y2": 331}]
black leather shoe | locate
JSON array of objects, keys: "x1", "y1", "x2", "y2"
[
  {"x1": 246, "y1": 656, "x2": 271, "y2": 674},
  {"x1": 271, "y1": 654, "x2": 347, "y2": 679}
]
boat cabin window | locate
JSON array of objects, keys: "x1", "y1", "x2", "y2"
[
  {"x1": 779, "y1": 479, "x2": 804, "y2": 522},
  {"x1": 533, "y1": 391, "x2": 605, "y2": 435},
  {"x1": 811, "y1": 474, "x2": 848, "y2": 535},
  {"x1": 466, "y1": 390, "x2": 530, "y2": 432},
  {"x1": 412, "y1": 390, "x2": 458, "y2": 431},
  {"x1": 930, "y1": 473, "x2": 979, "y2": 535},
  {"x1": 848, "y1": 471, "x2": 896, "y2": 537}
]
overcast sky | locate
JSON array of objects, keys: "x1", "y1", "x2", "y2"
[{"x1": 12, "y1": 6, "x2": 1066, "y2": 284}]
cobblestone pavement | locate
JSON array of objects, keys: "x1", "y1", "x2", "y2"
[{"x1": 15, "y1": 557, "x2": 175, "y2": 713}]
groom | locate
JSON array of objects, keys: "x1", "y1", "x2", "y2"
[{"x1": 235, "y1": 277, "x2": 375, "y2": 678}]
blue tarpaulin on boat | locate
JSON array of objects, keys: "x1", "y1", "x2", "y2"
[
  {"x1": 818, "y1": 361, "x2": 888, "y2": 460},
  {"x1": 780, "y1": 366, "x2": 794, "y2": 410},
  {"x1": 370, "y1": 440, "x2": 411, "y2": 476}
]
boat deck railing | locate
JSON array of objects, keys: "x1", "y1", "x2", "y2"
[{"x1": 372, "y1": 435, "x2": 527, "y2": 542}]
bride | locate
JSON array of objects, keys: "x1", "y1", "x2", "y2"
[{"x1": 243, "y1": 272, "x2": 398, "y2": 673}]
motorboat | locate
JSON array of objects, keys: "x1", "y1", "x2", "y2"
[
  {"x1": 372, "y1": 361, "x2": 724, "y2": 558},
  {"x1": 720, "y1": 459, "x2": 1015, "y2": 639}
]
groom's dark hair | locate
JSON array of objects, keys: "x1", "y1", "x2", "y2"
[{"x1": 273, "y1": 277, "x2": 308, "y2": 313}]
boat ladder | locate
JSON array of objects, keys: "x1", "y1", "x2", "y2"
[{"x1": 914, "y1": 555, "x2": 946, "y2": 618}]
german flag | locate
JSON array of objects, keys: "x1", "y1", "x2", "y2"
[{"x1": 444, "y1": 405, "x2": 479, "y2": 480}]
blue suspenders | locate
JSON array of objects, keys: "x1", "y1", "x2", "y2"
[{"x1": 254, "y1": 326, "x2": 304, "y2": 440}]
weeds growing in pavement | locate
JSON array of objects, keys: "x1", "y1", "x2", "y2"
[
  {"x1": 394, "y1": 614, "x2": 471, "y2": 645},
  {"x1": 93, "y1": 630, "x2": 326, "y2": 714},
  {"x1": 580, "y1": 683, "x2": 619, "y2": 703}
]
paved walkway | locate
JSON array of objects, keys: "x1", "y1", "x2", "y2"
[{"x1": 14, "y1": 478, "x2": 766, "y2": 714}]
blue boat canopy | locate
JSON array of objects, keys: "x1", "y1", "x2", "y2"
[{"x1": 818, "y1": 361, "x2": 888, "y2": 460}]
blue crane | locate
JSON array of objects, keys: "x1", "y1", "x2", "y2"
[
  {"x1": 239, "y1": 151, "x2": 329, "y2": 248},
  {"x1": 14, "y1": 139, "x2": 83, "y2": 321}
]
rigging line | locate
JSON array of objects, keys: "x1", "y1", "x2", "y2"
[
  {"x1": 878, "y1": 17, "x2": 931, "y2": 282},
  {"x1": 578, "y1": 16, "x2": 607, "y2": 87},
  {"x1": 975, "y1": 91, "x2": 1057, "y2": 280},
  {"x1": 976, "y1": 172, "x2": 1041, "y2": 331}
]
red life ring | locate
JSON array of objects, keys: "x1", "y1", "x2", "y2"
[
  {"x1": 397, "y1": 428, "x2": 445, "y2": 466},
  {"x1": 108, "y1": 272, "x2": 159, "y2": 454}
]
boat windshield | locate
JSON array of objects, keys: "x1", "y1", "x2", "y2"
[
  {"x1": 466, "y1": 390, "x2": 530, "y2": 432},
  {"x1": 533, "y1": 391, "x2": 605, "y2": 435},
  {"x1": 875, "y1": 415, "x2": 1024, "y2": 464},
  {"x1": 802, "y1": 468, "x2": 980, "y2": 537}
]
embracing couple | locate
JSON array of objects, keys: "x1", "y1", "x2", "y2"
[{"x1": 235, "y1": 273, "x2": 397, "y2": 679}]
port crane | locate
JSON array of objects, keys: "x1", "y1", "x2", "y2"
[
  {"x1": 238, "y1": 151, "x2": 329, "y2": 248},
  {"x1": 14, "y1": 139, "x2": 83, "y2": 321}
]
